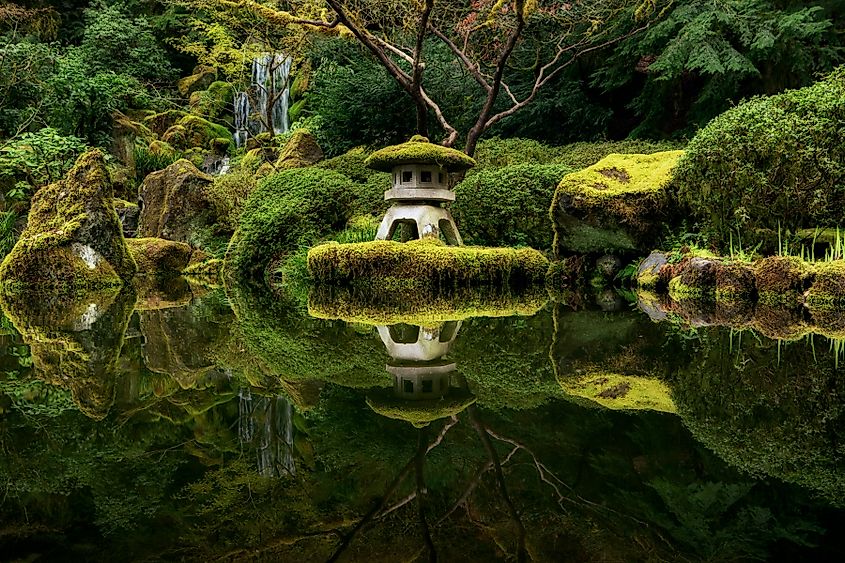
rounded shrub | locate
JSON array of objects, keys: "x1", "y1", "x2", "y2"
[
  {"x1": 226, "y1": 168, "x2": 359, "y2": 280},
  {"x1": 675, "y1": 68, "x2": 845, "y2": 244},
  {"x1": 453, "y1": 163, "x2": 572, "y2": 250},
  {"x1": 471, "y1": 137, "x2": 559, "y2": 170}
]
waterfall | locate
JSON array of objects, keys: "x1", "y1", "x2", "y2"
[
  {"x1": 233, "y1": 54, "x2": 293, "y2": 148},
  {"x1": 238, "y1": 388, "x2": 297, "y2": 477}
]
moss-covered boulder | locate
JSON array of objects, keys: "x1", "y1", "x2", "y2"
[
  {"x1": 0, "y1": 151, "x2": 137, "y2": 293},
  {"x1": 636, "y1": 251, "x2": 672, "y2": 290},
  {"x1": 126, "y1": 237, "x2": 193, "y2": 277},
  {"x1": 308, "y1": 239, "x2": 549, "y2": 290},
  {"x1": 805, "y1": 260, "x2": 845, "y2": 309},
  {"x1": 754, "y1": 256, "x2": 814, "y2": 304},
  {"x1": 138, "y1": 159, "x2": 218, "y2": 244},
  {"x1": 142, "y1": 109, "x2": 189, "y2": 138},
  {"x1": 365, "y1": 135, "x2": 476, "y2": 172},
  {"x1": 177, "y1": 66, "x2": 217, "y2": 97},
  {"x1": 551, "y1": 150, "x2": 683, "y2": 256},
  {"x1": 162, "y1": 115, "x2": 233, "y2": 151},
  {"x1": 667, "y1": 257, "x2": 719, "y2": 300},
  {"x1": 275, "y1": 129, "x2": 323, "y2": 170},
  {"x1": 189, "y1": 81, "x2": 235, "y2": 122}
]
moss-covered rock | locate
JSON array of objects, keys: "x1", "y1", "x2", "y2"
[
  {"x1": 111, "y1": 111, "x2": 158, "y2": 169},
  {"x1": 0, "y1": 150, "x2": 137, "y2": 293},
  {"x1": 667, "y1": 257, "x2": 719, "y2": 300},
  {"x1": 452, "y1": 163, "x2": 571, "y2": 250},
  {"x1": 805, "y1": 260, "x2": 845, "y2": 308},
  {"x1": 715, "y1": 262, "x2": 756, "y2": 301},
  {"x1": 138, "y1": 159, "x2": 218, "y2": 245},
  {"x1": 143, "y1": 109, "x2": 189, "y2": 137},
  {"x1": 365, "y1": 135, "x2": 476, "y2": 172},
  {"x1": 163, "y1": 115, "x2": 233, "y2": 151},
  {"x1": 177, "y1": 66, "x2": 217, "y2": 97},
  {"x1": 275, "y1": 129, "x2": 323, "y2": 170},
  {"x1": 308, "y1": 239, "x2": 549, "y2": 290},
  {"x1": 559, "y1": 372, "x2": 676, "y2": 414},
  {"x1": 636, "y1": 251, "x2": 672, "y2": 290},
  {"x1": 551, "y1": 151, "x2": 683, "y2": 256},
  {"x1": 189, "y1": 81, "x2": 235, "y2": 122},
  {"x1": 754, "y1": 256, "x2": 814, "y2": 304},
  {"x1": 126, "y1": 237, "x2": 193, "y2": 277}
]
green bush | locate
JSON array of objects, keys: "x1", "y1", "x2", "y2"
[
  {"x1": 471, "y1": 137, "x2": 561, "y2": 170},
  {"x1": 226, "y1": 167, "x2": 361, "y2": 280},
  {"x1": 315, "y1": 146, "x2": 379, "y2": 183},
  {"x1": 205, "y1": 167, "x2": 258, "y2": 232},
  {"x1": 453, "y1": 163, "x2": 571, "y2": 250},
  {"x1": 675, "y1": 68, "x2": 845, "y2": 244}
]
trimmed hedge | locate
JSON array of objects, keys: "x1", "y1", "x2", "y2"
[
  {"x1": 453, "y1": 163, "x2": 572, "y2": 250},
  {"x1": 675, "y1": 67, "x2": 845, "y2": 244}
]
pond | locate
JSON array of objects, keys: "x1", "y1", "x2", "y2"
[{"x1": 0, "y1": 282, "x2": 843, "y2": 562}]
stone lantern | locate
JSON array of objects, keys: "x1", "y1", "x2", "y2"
[{"x1": 365, "y1": 135, "x2": 476, "y2": 245}]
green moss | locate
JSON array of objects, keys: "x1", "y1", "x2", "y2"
[
  {"x1": 177, "y1": 67, "x2": 216, "y2": 97},
  {"x1": 143, "y1": 110, "x2": 189, "y2": 137},
  {"x1": 316, "y1": 146, "x2": 384, "y2": 183},
  {"x1": 308, "y1": 239, "x2": 549, "y2": 290},
  {"x1": 559, "y1": 372, "x2": 676, "y2": 414},
  {"x1": 0, "y1": 150, "x2": 136, "y2": 293},
  {"x1": 554, "y1": 139, "x2": 686, "y2": 170},
  {"x1": 365, "y1": 135, "x2": 476, "y2": 172},
  {"x1": 803, "y1": 260, "x2": 845, "y2": 308},
  {"x1": 551, "y1": 151, "x2": 683, "y2": 255},
  {"x1": 126, "y1": 237, "x2": 193, "y2": 278},
  {"x1": 226, "y1": 167, "x2": 361, "y2": 281},
  {"x1": 275, "y1": 129, "x2": 323, "y2": 169},
  {"x1": 189, "y1": 81, "x2": 235, "y2": 121},
  {"x1": 366, "y1": 390, "x2": 476, "y2": 427},
  {"x1": 754, "y1": 256, "x2": 814, "y2": 305},
  {"x1": 177, "y1": 114, "x2": 233, "y2": 150},
  {"x1": 453, "y1": 163, "x2": 571, "y2": 250}
]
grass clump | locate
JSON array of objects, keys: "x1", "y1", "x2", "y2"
[
  {"x1": 308, "y1": 238, "x2": 549, "y2": 290},
  {"x1": 453, "y1": 163, "x2": 572, "y2": 251}
]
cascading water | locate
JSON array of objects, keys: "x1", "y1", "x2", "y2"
[
  {"x1": 234, "y1": 54, "x2": 293, "y2": 148},
  {"x1": 238, "y1": 388, "x2": 296, "y2": 477}
]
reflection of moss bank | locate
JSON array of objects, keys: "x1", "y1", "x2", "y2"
[
  {"x1": 673, "y1": 330, "x2": 845, "y2": 505},
  {"x1": 366, "y1": 389, "x2": 476, "y2": 427},
  {"x1": 308, "y1": 285, "x2": 547, "y2": 325},
  {"x1": 308, "y1": 239, "x2": 548, "y2": 289},
  {"x1": 551, "y1": 151, "x2": 683, "y2": 255},
  {"x1": 224, "y1": 283, "x2": 389, "y2": 390},
  {"x1": 559, "y1": 372, "x2": 676, "y2": 414},
  {"x1": 0, "y1": 288, "x2": 136, "y2": 419}
]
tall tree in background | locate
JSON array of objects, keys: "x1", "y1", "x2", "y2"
[{"x1": 180, "y1": 0, "x2": 665, "y2": 155}]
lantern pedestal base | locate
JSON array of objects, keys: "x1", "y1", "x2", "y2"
[{"x1": 376, "y1": 204, "x2": 463, "y2": 246}]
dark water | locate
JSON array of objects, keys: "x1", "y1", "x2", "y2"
[{"x1": 0, "y1": 282, "x2": 843, "y2": 562}]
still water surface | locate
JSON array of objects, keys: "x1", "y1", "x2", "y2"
[{"x1": 0, "y1": 283, "x2": 843, "y2": 561}]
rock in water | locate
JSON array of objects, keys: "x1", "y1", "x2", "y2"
[
  {"x1": 0, "y1": 150, "x2": 137, "y2": 292},
  {"x1": 138, "y1": 159, "x2": 215, "y2": 243}
]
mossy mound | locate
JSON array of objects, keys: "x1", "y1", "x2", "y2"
[
  {"x1": 316, "y1": 146, "x2": 386, "y2": 183},
  {"x1": 189, "y1": 81, "x2": 235, "y2": 121},
  {"x1": 636, "y1": 251, "x2": 672, "y2": 290},
  {"x1": 559, "y1": 373, "x2": 676, "y2": 414},
  {"x1": 0, "y1": 150, "x2": 137, "y2": 293},
  {"x1": 275, "y1": 129, "x2": 323, "y2": 170},
  {"x1": 126, "y1": 237, "x2": 193, "y2": 277},
  {"x1": 805, "y1": 260, "x2": 845, "y2": 308},
  {"x1": 138, "y1": 159, "x2": 218, "y2": 245},
  {"x1": 225, "y1": 168, "x2": 366, "y2": 280},
  {"x1": 551, "y1": 150, "x2": 683, "y2": 256},
  {"x1": 452, "y1": 163, "x2": 571, "y2": 250},
  {"x1": 667, "y1": 257, "x2": 719, "y2": 300},
  {"x1": 307, "y1": 284, "x2": 547, "y2": 325},
  {"x1": 365, "y1": 135, "x2": 476, "y2": 172},
  {"x1": 715, "y1": 262, "x2": 756, "y2": 301},
  {"x1": 308, "y1": 239, "x2": 549, "y2": 290},
  {"x1": 365, "y1": 389, "x2": 476, "y2": 427},
  {"x1": 163, "y1": 114, "x2": 233, "y2": 151},
  {"x1": 754, "y1": 256, "x2": 814, "y2": 304},
  {"x1": 143, "y1": 109, "x2": 189, "y2": 137}
]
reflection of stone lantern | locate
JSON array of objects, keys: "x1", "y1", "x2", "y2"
[
  {"x1": 367, "y1": 321, "x2": 475, "y2": 427},
  {"x1": 365, "y1": 135, "x2": 476, "y2": 245}
]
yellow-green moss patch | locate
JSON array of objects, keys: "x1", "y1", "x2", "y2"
[
  {"x1": 559, "y1": 372, "x2": 676, "y2": 414},
  {"x1": 366, "y1": 390, "x2": 476, "y2": 427},
  {"x1": 308, "y1": 238, "x2": 549, "y2": 289},
  {"x1": 126, "y1": 237, "x2": 193, "y2": 277},
  {"x1": 365, "y1": 135, "x2": 476, "y2": 172},
  {"x1": 805, "y1": 260, "x2": 845, "y2": 308}
]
